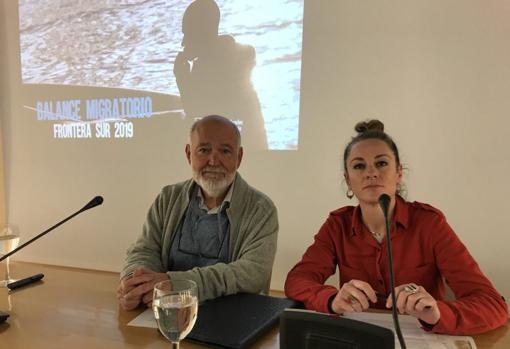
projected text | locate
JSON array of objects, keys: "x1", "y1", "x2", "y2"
[{"x1": 36, "y1": 96, "x2": 152, "y2": 139}]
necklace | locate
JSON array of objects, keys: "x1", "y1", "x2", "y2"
[{"x1": 370, "y1": 230, "x2": 383, "y2": 243}]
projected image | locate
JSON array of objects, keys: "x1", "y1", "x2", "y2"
[{"x1": 19, "y1": 0, "x2": 304, "y2": 149}]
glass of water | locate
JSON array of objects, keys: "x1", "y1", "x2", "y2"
[
  {"x1": 153, "y1": 279, "x2": 198, "y2": 349},
  {"x1": 0, "y1": 225, "x2": 20, "y2": 287}
]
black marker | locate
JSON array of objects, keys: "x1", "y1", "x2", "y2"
[{"x1": 7, "y1": 273, "x2": 44, "y2": 290}]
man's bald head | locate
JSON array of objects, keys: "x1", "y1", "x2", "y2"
[{"x1": 189, "y1": 115, "x2": 241, "y2": 147}]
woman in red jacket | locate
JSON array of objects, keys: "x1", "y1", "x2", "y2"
[{"x1": 284, "y1": 119, "x2": 508, "y2": 335}]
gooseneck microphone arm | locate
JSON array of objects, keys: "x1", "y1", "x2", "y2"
[
  {"x1": 379, "y1": 193, "x2": 407, "y2": 349},
  {"x1": 0, "y1": 196, "x2": 104, "y2": 263}
]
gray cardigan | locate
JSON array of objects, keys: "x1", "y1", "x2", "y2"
[{"x1": 121, "y1": 173, "x2": 278, "y2": 301}]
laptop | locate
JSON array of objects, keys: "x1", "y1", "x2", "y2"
[{"x1": 186, "y1": 292, "x2": 299, "y2": 349}]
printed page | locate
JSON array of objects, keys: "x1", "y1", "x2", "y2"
[
  {"x1": 342, "y1": 312, "x2": 477, "y2": 349},
  {"x1": 127, "y1": 308, "x2": 157, "y2": 328}
]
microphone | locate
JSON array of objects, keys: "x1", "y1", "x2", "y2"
[
  {"x1": 378, "y1": 193, "x2": 407, "y2": 349},
  {"x1": 0, "y1": 196, "x2": 104, "y2": 263},
  {"x1": 378, "y1": 193, "x2": 391, "y2": 215},
  {"x1": 78, "y1": 195, "x2": 104, "y2": 213}
]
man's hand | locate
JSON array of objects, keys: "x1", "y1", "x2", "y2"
[
  {"x1": 117, "y1": 267, "x2": 170, "y2": 310},
  {"x1": 173, "y1": 51, "x2": 191, "y2": 82}
]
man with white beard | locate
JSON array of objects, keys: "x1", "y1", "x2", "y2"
[{"x1": 117, "y1": 115, "x2": 278, "y2": 310}]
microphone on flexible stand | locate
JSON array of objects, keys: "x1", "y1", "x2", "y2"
[
  {"x1": 378, "y1": 193, "x2": 407, "y2": 349},
  {"x1": 0, "y1": 196, "x2": 104, "y2": 263},
  {"x1": 0, "y1": 196, "x2": 103, "y2": 323}
]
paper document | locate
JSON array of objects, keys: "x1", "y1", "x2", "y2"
[
  {"x1": 342, "y1": 312, "x2": 476, "y2": 349},
  {"x1": 127, "y1": 308, "x2": 157, "y2": 328}
]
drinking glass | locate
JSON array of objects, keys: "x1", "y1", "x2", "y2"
[
  {"x1": 153, "y1": 279, "x2": 198, "y2": 349},
  {"x1": 0, "y1": 225, "x2": 20, "y2": 287}
]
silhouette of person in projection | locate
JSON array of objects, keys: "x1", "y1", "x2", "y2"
[{"x1": 174, "y1": 0, "x2": 267, "y2": 150}]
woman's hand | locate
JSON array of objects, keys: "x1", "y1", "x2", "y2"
[
  {"x1": 387, "y1": 283, "x2": 441, "y2": 326},
  {"x1": 331, "y1": 279, "x2": 378, "y2": 314}
]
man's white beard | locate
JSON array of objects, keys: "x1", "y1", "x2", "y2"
[{"x1": 193, "y1": 166, "x2": 235, "y2": 198}]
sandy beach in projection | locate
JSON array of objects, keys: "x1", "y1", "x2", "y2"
[{"x1": 19, "y1": 0, "x2": 303, "y2": 149}]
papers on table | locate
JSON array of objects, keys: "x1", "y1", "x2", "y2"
[
  {"x1": 342, "y1": 312, "x2": 476, "y2": 349},
  {"x1": 127, "y1": 308, "x2": 157, "y2": 328}
]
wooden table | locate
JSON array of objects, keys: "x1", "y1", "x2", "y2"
[{"x1": 0, "y1": 262, "x2": 508, "y2": 348}]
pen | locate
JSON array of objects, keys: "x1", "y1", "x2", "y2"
[{"x1": 7, "y1": 273, "x2": 44, "y2": 290}]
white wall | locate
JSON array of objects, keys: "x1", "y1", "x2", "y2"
[
  {"x1": 1, "y1": 0, "x2": 509, "y2": 302},
  {"x1": 0, "y1": 0, "x2": 9, "y2": 227}
]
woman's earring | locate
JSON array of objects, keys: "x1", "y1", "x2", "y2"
[{"x1": 346, "y1": 189, "x2": 354, "y2": 199}]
